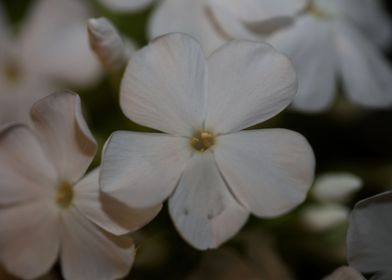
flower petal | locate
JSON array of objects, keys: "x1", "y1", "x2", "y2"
[
  {"x1": 30, "y1": 91, "x2": 97, "y2": 184},
  {"x1": 209, "y1": 0, "x2": 307, "y2": 23},
  {"x1": 120, "y1": 33, "x2": 207, "y2": 136},
  {"x1": 335, "y1": 22, "x2": 392, "y2": 108},
  {"x1": 74, "y1": 169, "x2": 161, "y2": 236},
  {"x1": 61, "y1": 208, "x2": 135, "y2": 280},
  {"x1": 347, "y1": 191, "x2": 392, "y2": 279},
  {"x1": 205, "y1": 41, "x2": 296, "y2": 134},
  {"x1": 268, "y1": 15, "x2": 338, "y2": 112},
  {"x1": 0, "y1": 201, "x2": 60, "y2": 279},
  {"x1": 169, "y1": 152, "x2": 249, "y2": 250},
  {"x1": 148, "y1": 0, "x2": 226, "y2": 55},
  {"x1": 101, "y1": 131, "x2": 191, "y2": 208},
  {"x1": 323, "y1": 266, "x2": 365, "y2": 280},
  {"x1": 0, "y1": 125, "x2": 57, "y2": 204},
  {"x1": 99, "y1": 0, "x2": 155, "y2": 12},
  {"x1": 214, "y1": 129, "x2": 315, "y2": 217},
  {"x1": 20, "y1": 0, "x2": 100, "y2": 86}
]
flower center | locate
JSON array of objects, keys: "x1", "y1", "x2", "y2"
[
  {"x1": 305, "y1": 1, "x2": 331, "y2": 19},
  {"x1": 190, "y1": 131, "x2": 215, "y2": 152},
  {"x1": 3, "y1": 62, "x2": 22, "y2": 83},
  {"x1": 56, "y1": 182, "x2": 74, "y2": 209}
]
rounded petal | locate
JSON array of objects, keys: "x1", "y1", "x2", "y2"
[
  {"x1": 209, "y1": 0, "x2": 307, "y2": 23},
  {"x1": 0, "y1": 125, "x2": 57, "y2": 204},
  {"x1": 205, "y1": 41, "x2": 296, "y2": 134},
  {"x1": 20, "y1": 0, "x2": 101, "y2": 86},
  {"x1": 347, "y1": 191, "x2": 392, "y2": 279},
  {"x1": 74, "y1": 169, "x2": 161, "y2": 236},
  {"x1": 302, "y1": 204, "x2": 349, "y2": 232},
  {"x1": 100, "y1": 131, "x2": 191, "y2": 208},
  {"x1": 169, "y1": 153, "x2": 249, "y2": 250},
  {"x1": 148, "y1": 0, "x2": 226, "y2": 55},
  {"x1": 214, "y1": 129, "x2": 315, "y2": 217},
  {"x1": 268, "y1": 15, "x2": 338, "y2": 112},
  {"x1": 312, "y1": 173, "x2": 362, "y2": 203},
  {"x1": 88, "y1": 17, "x2": 131, "y2": 71},
  {"x1": 335, "y1": 22, "x2": 392, "y2": 108},
  {"x1": 323, "y1": 266, "x2": 365, "y2": 280},
  {"x1": 120, "y1": 33, "x2": 207, "y2": 136},
  {"x1": 61, "y1": 209, "x2": 135, "y2": 280},
  {"x1": 31, "y1": 91, "x2": 97, "y2": 184},
  {"x1": 0, "y1": 201, "x2": 60, "y2": 279},
  {"x1": 99, "y1": 0, "x2": 155, "y2": 12}
]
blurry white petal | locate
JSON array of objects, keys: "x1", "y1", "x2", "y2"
[
  {"x1": 100, "y1": 0, "x2": 155, "y2": 12},
  {"x1": 61, "y1": 209, "x2": 134, "y2": 280},
  {"x1": 335, "y1": 22, "x2": 392, "y2": 108},
  {"x1": 323, "y1": 266, "x2": 365, "y2": 280},
  {"x1": 101, "y1": 131, "x2": 191, "y2": 208},
  {"x1": 214, "y1": 129, "x2": 315, "y2": 217},
  {"x1": 0, "y1": 201, "x2": 60, "y2": 279},
  {"x1": 120, "y1": 33, "x2": 207, "y2": 136},
  {"x1": 31, "y1": 91, "x2": 97, "y2": 184},
  {"x1": 312, "y1": 173, "x2": 362, "y2": 203},
  {"x1": 74, "y1": 169, "x2": 161, "y2": 235},
  {"x1": 0, "y1": 125, "x2": 57, "y2": 204},
  {"x1": 348, "y1": 191, "x2": 392, "y2": 279},
  {"x1": 205, "y1": 41, "x2": 296, "y2": 134},
  {"x1": 169, "y1": 153, "x2": 249, "y2": 250},
  {"x1": 302, "y1": 204, "x2": 348, "y2": 232},
  {"x1": 148, "y1": 0, "x2": 226, "y2": 55},
  {"x1": 88, "y1": 17, "x2": 132, "y2": 71},
  {"x1": 20, "y1": 0, "x2": 101, "y2": 86},
  {"x1": 209, "y1": 0, "x2": 307, "y2": 23},
  {"x1": 269, "y1": 15, "x2": 337, "y2": 112}
]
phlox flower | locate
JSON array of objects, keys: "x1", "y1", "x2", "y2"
[
  {"x1": 211, "y1": 0, "x2": 392, "y2": 112},
  {"x1": 0, "y1": 0, "x2": 100, "y2": 126},
  {"x1": 100, "y1": 33, "x2": 315, "y2": 250},
  {"x1": 348, "y1": 190, "x2": 392, "y2": 280},
  {"x1": 0, "y1": 91, "x2": 160, "y2": 280}
]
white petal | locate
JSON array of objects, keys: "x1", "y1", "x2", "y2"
[
  {"x1": 74, "y1": 169, "x2": 161, "y2": 235},
  {"x1": 101, "y1": 131, "x2": 191, "y2": 208},
  {"x1": 268, "y1": 15, "x2": 338, "y2": 112},
  {"x1": 214, "y1": 129, "x2": 315, "y2": 217},
  {"x1": 120, "y1": 33, "x2": 207, "y2": 136},
  {"x1": 302, "y1": 204, "x2": 349, "y2": 232},
  {"x1": 205, "y1": 41, "x2": 296, "y2": 134},
  {"x1": 312, "y1": 173, "x2": 362, "y2": 203},
  {"x1": 347, "y1": 191, "x2": 392, "y2": 279},
  {"x1": 31, "y1": 91, "x2": 97, "y2": 184},
  {"x1": 20, "y1": 0, "x2": 101, "y2": 86},
  {"x1": 209, "y1": 0, "x2": 307, "y2": 23},
  {"x1": 0, "y1": 201, "x2": 60, "y2": 279},
  {"x1": 0, "y1": 125, "x2": 57, "y2": 204},
  {"x1": 88, "y1": 17, "x2": 132, "y2": 71},
  {"x1": 323, "y1": 266, "x2": 365, "y2": 280},
  {"x1": 148, "y1": 0, "x2": 226, "y2": 55},
  {"x1": 61, "y1": 209, "x2": 135, "y2": 280},
  {"x1": 169, "y1": 152, "x2": 249, "y2": 250},
  {"x1": 335, "y1": 22, "x2": 392, "y2": 108},
  {"x1": 99, "y1": 0, "x2": 155, "y2": 12}
]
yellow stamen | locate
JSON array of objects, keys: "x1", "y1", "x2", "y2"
[
  {"x1": 190, "y1": 131, "x2": 215, "y2": 152},
  {"x1": 4, "y1": 63, "x2": 21, "y2": 83},
  {"x1": 306, "y1": 2, "x2": 330, "y2": 19},
  {"x1": 56, "y1": 182, "x2": 74, "y2": 209}
]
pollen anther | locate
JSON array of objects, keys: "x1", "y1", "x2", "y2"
[
  {"x1": 190, "y1": 131, "x2": 215, "y2": 152},
  {"x1": 56, "y1": 182, "x2": 74, "y2": 209}
]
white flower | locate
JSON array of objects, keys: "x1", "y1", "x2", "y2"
[
  {"x1": 212, "y1": 0, "x2": 392, "y2": 112},
  {"x1": 0, "y1": 91, "x2": 160, "y2": 280},
  {"x1": 323, "y1": 266, "x2": 365, "y2": 280},
  {"x1": 347, "y1": 190, "x2": 392, "y2": 280},
  {"x1": 0, "y1": 0, "x2": 101, "y2": 126},
  {"x1": 88, "y1": 17, "x2": 136, "y2": 72},
  {"x1": 100, "y1": 33, "x2": 315, "y2": 250}
]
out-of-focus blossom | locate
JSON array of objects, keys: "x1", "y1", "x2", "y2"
[
  {"x1": 88, "y1": 17, "x2": 135, "y2": 72},
  {"x1": 0, "y1": 0, "x2": 101, "y2": 126},
  {"x1": 302, "y1": 173, "x2": 362, "y2": 232},
  {"x1": 212, "y1": 0, "x2": 392, "y2": 112},
  {"x1": 100, "y1": 33, "x2": 315, "y2": 250},
  {"x1": 323, "y1": 266, "x2": 365, "y2": 280},
  {"x1": 98, "y1": 0, "x2": 155, "y2": 12},
  {"x1": 348, "y1": 190, "x2": 392, "y2": 280},
  {"x1": 0, "y1": 91, "x2": 160, "y2": 280}
]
